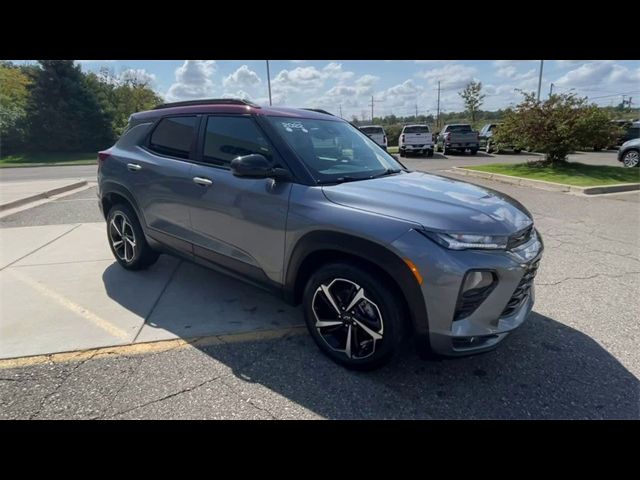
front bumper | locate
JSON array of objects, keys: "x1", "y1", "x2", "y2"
[{"x1": 391, "y1": 229, "x2": 543, "y2": 356}]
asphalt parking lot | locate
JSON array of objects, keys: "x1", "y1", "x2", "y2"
[
  {"x1": 0, "y1": 160, "x2": 638, "y2": 419},
  {"x1": 397, "y1": 149, "x2": 623, "y2": 172}
]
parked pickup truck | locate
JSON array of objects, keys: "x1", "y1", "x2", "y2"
[
  {"x1": 436, "y1": 124, "x2": 479, "y2": 155},
  {"x1": 399, "y1": 124, "x2": 434, "y2": 157},
  {"x1": 360, "y1": 125, "x2": 388, "y2": 150}
]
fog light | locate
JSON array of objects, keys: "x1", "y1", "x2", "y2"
[
  {"x1": 462, "y1": 271, "x2": 494, "y2": 292},
  {"x1": 454, "y1": 270, "x2": 498, "y2": 321}
]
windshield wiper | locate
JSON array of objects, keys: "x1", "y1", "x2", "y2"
[
  {"x1": 369, "y1": 168, "x2": 403, "y2": 179},
  {"x1": 316, "y1": 175, "x2": 369, "y2": 185}
]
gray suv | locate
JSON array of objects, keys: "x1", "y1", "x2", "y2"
[{"x1": 98, "y1": 99, "x2": 543, "y2": 370}]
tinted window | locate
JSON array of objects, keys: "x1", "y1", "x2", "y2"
[
  {"x1": 447, "y1": 125, "x2": 472, "y2": 133},
  {"x1": 203, "y1": 116, "x2": 273, "y2": 167},
  {"x1": 360, "y1": 127, "x2": 384, "y2": 135},
  {"x1": 404, "y1": 126, "x2": 429, "y2": 134},
  {"x1": 149, "y1": 116, "x2": 197, "y2": 159}
]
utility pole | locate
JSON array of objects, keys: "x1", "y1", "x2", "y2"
[
  {"x1": 436, "y1": 81, "x2": 441, "y2": 129},
  {"x1": 339, "y1": 104, "x2": 343, "y2": 118},
  {"x1": 266, "y1": 60, "x2": 272, "y2": 106},
  {"x1": 549, "y1": 82, "x2": 554, "y2": 97},
  {"x1": 370, "y1": 95, "x2": 374, "y2": 123},
  {"x1": 415, "y1": 104, "x2": 418, "y2": 120},
  {"x1": 536, "y1": 60, "x2": 544, "y2": 102}
]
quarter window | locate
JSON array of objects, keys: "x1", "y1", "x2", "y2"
[
  {"x1": 203, "y1": 116, "x2": 274, "y2": 167},
  {"x1": 148, "y1": 116, "x2": 197, "y2": 159}
]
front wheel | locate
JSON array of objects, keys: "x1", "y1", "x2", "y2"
[
  {"x1": 469, "y1": 149, "x2": 478, "y2": 155},
  {"x1": 426, "y1": 149, "x2": 434, "y2": 157},
  {"x1": 622, "y1": 149, "x2": 640, "y2": 167},
  {"x1": 107, "y1": 204, "x2": 159, "y2": 270},
  {"x1": 303, "y1": 263, "x2": 405, "y2": 370}
]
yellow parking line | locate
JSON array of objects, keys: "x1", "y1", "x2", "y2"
[
  {"x1": 6, "y1": 268, "x2": 130, "y2": 341},
  {"x1": 0, "y1": 326, "x2": 308, "y2": 370}
]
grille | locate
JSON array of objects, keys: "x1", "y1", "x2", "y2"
[
  {"x1": 507, "y1": 226, "x2": 534, "y2": 250},
  {"x1": 501, "y1": 259, "x2": 540, "y2": 317}
]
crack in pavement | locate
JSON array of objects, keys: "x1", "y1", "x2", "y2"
[
  {"x1": 27, "y1": 350, "x2": 100, "y2": 420},
  {"x1": 103, "y1": 333, "x2": 290, "y2": 419},
  {"x1": 537, "y1": 271, "x2": 640, "y2": 286}
]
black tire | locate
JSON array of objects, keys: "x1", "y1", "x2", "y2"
[
  {"x1": 106, "y1": 203, "x2": 159, "y2": 270},
  {"x1": 469, "y1": 149, "x2": 478, "y2": 155},
  {"x1": 426, "y1": 149, "x2": 434, "y2": 157},
  {"x1": 514, "y1": 149, "x2": 521, "y2": 154},
  {"x1": 302, "y1": 262, "x2": 405, "y2": 370}
]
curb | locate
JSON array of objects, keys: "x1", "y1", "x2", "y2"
[
  {"x1": 450, "y1": 167, "x2": 640, "y2": 195},
  {"x1": 0, "y1": 180, "x2": 88, "y2": 212}
]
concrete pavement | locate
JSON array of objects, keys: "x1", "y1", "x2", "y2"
[
  {"x1": 0, "y1": 164, "x2": 97, "y2": 182},
  {"x1": 0, "y1": 222, "x2": 302, "y2": 359},
  {"x1": 0, "y1": 179, "x2": 88, "y2": 211}
]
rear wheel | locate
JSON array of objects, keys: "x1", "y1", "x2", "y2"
[
  {"x1": 107, "y1": 204, "x2": 159, "y2": 270},
  {"x1": 622, "y1": 149, "x2": 640, "y2": 167},
  {"x1": 303, "y1": 263, "x2": 404, "y2": 370},
  {"x1": 514, "y1": 149, "x2": 521, "y2": 154},
  {"x1": 469, "y1": 149, "x2": 478, "y2": 155},
  {"x1": 426, "y1": 149, "x2": 434, "y2": 157}
]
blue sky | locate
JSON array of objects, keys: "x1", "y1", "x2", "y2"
[{"x1": 14, "y1": 60, "x2": 640, "y2": 119}]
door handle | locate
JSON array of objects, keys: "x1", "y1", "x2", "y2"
[
  {"x1": 193, "y1": 176, "x2": 213, "y2": 187},
  {"x1": 127, "y1": 163, "x2": 142, "y2": 171}
]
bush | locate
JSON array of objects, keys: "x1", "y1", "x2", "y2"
[{"x1": 494, "y1": 92, "x2": 620, "y2": 164}]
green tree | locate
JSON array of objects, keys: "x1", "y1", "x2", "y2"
[
  {"x1": 494, "y1": 91, "x2": 617, "y2": 164},
  {"x1": 24, "y1": 60, "x2": 115, "y2": 152},
  {"x1": 574, "y1": 105, "x2": 621, "y2": 151},
  {"x1": 0, "y1": 61, "x2": 31, "y2": 155},
  {"x1": 459, "y1": 81, "x2": 485, "y2": 123}
]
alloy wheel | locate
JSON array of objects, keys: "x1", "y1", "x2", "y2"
[
  {"x1": 109, "y1": 213, "x2": 137, "y2": 263},
  {"x1": 623, "y1": 150, "x2": 639, "y2": 167},
  {"x1": 312, "y1": 278, "x2": 384, "y2": 360}
]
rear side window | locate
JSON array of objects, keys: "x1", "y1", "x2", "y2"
[
  {"x1": 203, "y1": 116, "x2": 274, "y2": 167},
  {"x1": 149, "y1": 116, "x2": 198, "y2": 159},
  {"x1": 404, "y1": 126, "x2": 429, "y2": 134}
]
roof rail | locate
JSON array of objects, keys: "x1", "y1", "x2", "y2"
[
  {"x1": 153, "y1": 98, "x2": 261, "y2": 110},
  {"x1": 302, "y1": 108, "x2": 334, "y2": 116}
]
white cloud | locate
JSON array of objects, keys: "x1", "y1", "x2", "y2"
[
  {"x1": 553, "y1": 61, "x2": 640, "y2": 89},
  {"x1": 165, "y1": 60, "x2": 216, "y2": 102},
  {"x1": 417, "y1": 63, "x2": 478, "y2": 89},
  {"x1": 271, "y1": 62, "x2": 357, "y2": 104},
  {"x1": 223, "y1": 65, "x2": 261, "y2": 89},
  {"x1": 221, "y1": 90, "x2": 252, "y2": 100},
  {"x1": 322, "y1": 62, "x2": 355, "y2": 82}
]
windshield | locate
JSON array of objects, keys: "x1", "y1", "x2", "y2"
[
  {"x1": 360, "y1": 126, "x2": 384, "y2": 135},
  {"x1": 448, "y1": 125, "x2": 473, "y2": 133},
  {"x1": 404, "y1": 126, "x2": 429, "y2": 134},
  {"x1": 267, "y1": 116, "x2": 403, "y2": 183}
]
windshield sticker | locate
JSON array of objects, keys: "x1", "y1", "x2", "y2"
[{"x1": 281, "y1": 122, "x2": 308, "y2": 133}]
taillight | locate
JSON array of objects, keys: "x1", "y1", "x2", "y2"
[
  {"x1": 383, "y1": 135, "x2": 387, "y2": 144},
  {"x1": 401, "y1": 134, "x2": 405, "y2": 143},
  {"x1": 97, "y1": 150, "x2": 111, "y2": 170}
]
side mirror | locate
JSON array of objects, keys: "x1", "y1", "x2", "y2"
[{"x1": 230, "y1": 154, "x2": 291, "y2": 180}]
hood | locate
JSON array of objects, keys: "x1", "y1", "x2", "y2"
[{"x1": 321, "y1": 171, "x2": 533, "y2": 235}]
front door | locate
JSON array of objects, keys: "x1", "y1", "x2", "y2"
[{"x1": 188, "y1": 115, "x2": 292, "y2": 285}]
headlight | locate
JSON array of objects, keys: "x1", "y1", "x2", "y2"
[{"x1": 421, "y1": 230, "x2": 508, "y2": 250}]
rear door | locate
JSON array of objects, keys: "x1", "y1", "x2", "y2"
[
  {"x1": 132, "y1": 115, "x2": 198, "y2": 251},
  {"x1": 188, "y1": 114, "x2": 292, "y2": 285}
]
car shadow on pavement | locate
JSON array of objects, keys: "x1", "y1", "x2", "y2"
[{"x1": 102, "y1": 260, "x2": 639, "y2": 419}]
